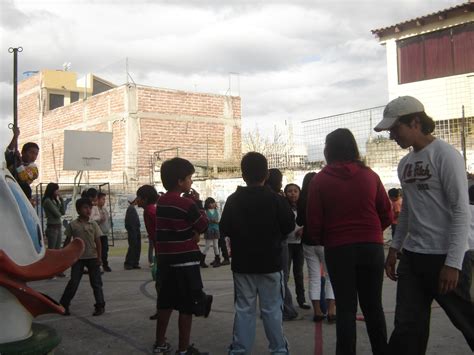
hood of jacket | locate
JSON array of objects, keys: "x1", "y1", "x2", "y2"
[{"x1": 322, "y1": 161, "x2": 365, "y2": 180}]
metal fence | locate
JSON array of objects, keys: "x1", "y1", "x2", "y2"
[{"x1": 301, "y1": 104, "x2": 474, "y2": 186}]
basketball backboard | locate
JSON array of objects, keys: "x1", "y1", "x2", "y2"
[{"x1": 63, "y1": 130, "x2": 113, "y2": 171}]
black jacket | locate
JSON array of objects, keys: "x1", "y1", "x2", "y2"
[{"x1": 220, "y1": 185, "x2": 295, "y2": 273}]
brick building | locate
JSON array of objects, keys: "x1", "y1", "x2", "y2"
[{"x1": 17, "y1": 70, "x2": 242, "y2": 192}]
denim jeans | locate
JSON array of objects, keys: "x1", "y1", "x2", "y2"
[
  {"x1": 281, "y1": 240, "x2": 298, "y2": 319},
  {"x1": 388, "y1": 250, "x2": 474, "y2": 354},
  {"x1": 229, "y1": 271, "x2": 289, "y2": 355}
]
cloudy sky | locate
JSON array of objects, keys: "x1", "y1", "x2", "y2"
[{"x1": 0, "y1": 0, "x2": 462, "y2": 145}]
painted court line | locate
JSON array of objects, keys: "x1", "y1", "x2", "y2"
[{"x1": 314, "y1": 321, "x2": 323, "y2": 355}]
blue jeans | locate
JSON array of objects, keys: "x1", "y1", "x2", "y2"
[{"x1": 229, "y1": 271, "x2": 289, "y2": 355}]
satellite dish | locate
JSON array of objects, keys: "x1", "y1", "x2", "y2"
[{"x1": 62, "y1": 62, "x2": 72, "y2": 71}]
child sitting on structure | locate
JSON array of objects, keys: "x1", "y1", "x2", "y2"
[
  {"x1": 153, "y1": 157, "x2": 212, "y2": 355},
  {"x1": 4, "y1": 127, "x2": 39, "y2": 199},
  {"x1": 59, "y1": 197, "x2": 105, "y2": 316}
]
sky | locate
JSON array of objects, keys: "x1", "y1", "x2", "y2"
[{"x1": 0, "y1": 0, "x2": 463, "y2": 145}]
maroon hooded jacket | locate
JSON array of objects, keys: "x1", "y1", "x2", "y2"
[{"x1": 306, "y1": 162, "x2": 392, "y2": 248}]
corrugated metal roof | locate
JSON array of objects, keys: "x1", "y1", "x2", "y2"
[{"x1": 372, "y1": 1, "x2": 473, "y2": 37}]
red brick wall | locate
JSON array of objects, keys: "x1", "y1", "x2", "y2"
[
  {"x1": 18, "y1": 79, "x2": 241, "y2": 191},
  {"x1": 18, "y1": 75, "x2": 41, "y2": 139},
  {"x1": 136, "y1": 86, "x2": 242, "y2": 185},
  {"x1": 138, "y1": 87, "x2": 240, "y2": 119}
]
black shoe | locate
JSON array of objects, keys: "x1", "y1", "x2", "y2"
[
  {"x1": 283, "y1": 314, "x2": 303, "y2": 321},
  {"x1": 176, "y1": 344, "x2": 205, "y2": 355},
  {"x1": 103, "y1": 266, "x2": 112, "y2": 272},
  {"x1": 133, "y1": 265, "x2": 141, "y2": 269},
  {"x1": 313, "y1": 314, "x2": 326, "y2": 322},
  {"x1": 220, "y1": 259, "x2": 230, "y2": 266},
  {"x1": 327, "y1": 314, "x2": 337, "y2": 323},
  {"x1": 124, "y1": 264, "x2": 134, "y2": 270},
  {"x1": 93, "y1": 307, "x2": 105, "y2": 316},
  {"x1": 298, "y1": 302, "x2": 311, "y2": 310},
  {"x1": 149, "y1": 312, "x2": 158, "y2": 320},
  {"x1": 56, "y1": 272, "x2": 66, "y2": 278}
]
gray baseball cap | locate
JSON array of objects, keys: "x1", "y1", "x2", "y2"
[{"x1": 374, "y1": 96, "x2": 425, "y2": 132}]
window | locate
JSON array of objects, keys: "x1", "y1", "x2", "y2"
[
  {"x1": 92, "y1": 79, "x2": 113, "y2": 95},
  {"x1": 397, "y1": 23, "x2": 474, "y2": 84},
  {"x1": 70, "y1": 91, "x2": 79, "y2": 103},
  {"x1": 49, "y1": 93, "x2": 64, "y2": 110}
]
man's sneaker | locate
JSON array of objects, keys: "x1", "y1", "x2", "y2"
[
  {"x1": 153, "y1": 342, "x2": 172, "y2": 353},
  {"x1": 175, "y1": 344, "x2": 208, "y2": 355},
  {"x1": 103, "y1": 266, "x2": 112, "y2": 272}
]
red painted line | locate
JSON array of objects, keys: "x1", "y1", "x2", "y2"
[{"x1": 314, "y1": 320, "x2": 323, "y2": 355}]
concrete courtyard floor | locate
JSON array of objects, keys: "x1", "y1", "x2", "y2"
[{"x1": 32, "y1": 240, "x2": 471, "y2": 355}]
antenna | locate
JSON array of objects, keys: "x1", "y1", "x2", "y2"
[
  {"x1": 63, "y1": 62, "x2": 71, "y2": 71},
  {"x1": 226, "y1": 72, "x2": 240, "y2": 96}
]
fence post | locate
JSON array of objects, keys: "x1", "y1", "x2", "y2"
[{"x1": 461, "y1": 105, "x2": 467, "y2": 170}]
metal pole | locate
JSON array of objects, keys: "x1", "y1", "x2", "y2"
[
  {"x1": 126, "y1": 57, "x2": 129, "y2": 84},
  {"x1": 8, "y1": 47, "x2": 23, "y2": 170},
  {"x1": 461, "y1": 105, "x2": 467, "y2": 169},
  {"x1": 107, "y1": 183, "x2": 114, "y2": 247}
]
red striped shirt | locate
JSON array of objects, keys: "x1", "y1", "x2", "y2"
[{"x1": 156, "y1": 191, "x2": 208, "y2": 265}]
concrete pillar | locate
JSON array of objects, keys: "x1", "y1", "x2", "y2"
[
  {"x1": 223, "y1": 96, "x2": 234, "y2": 160},
  {"x1": 124, "y1": 85, "x2": 139, "y2": 192}
]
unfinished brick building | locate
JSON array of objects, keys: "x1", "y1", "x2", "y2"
[{"x1": 16, "y1": 70, "x2": 242, "y2": 192}]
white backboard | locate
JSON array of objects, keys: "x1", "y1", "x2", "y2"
[{"x1": 63, "y1": 130, "x2": 113, "y2": 171}]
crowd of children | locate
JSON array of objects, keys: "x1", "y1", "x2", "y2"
[{"x1": 5, "y1": 95, "x2": 474, "y2": 355}]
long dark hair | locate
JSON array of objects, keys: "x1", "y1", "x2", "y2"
[
  {"x1": 324, "y1": 128, "x2": 362, "y2": 165},
  {"x1": 296, "y1": 172, "x2": 316, "y2": 227},
  {"x1": 43, "y1": 182, "x2": 59, "y2": 203}
]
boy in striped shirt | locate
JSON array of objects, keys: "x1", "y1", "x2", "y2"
[{"x1": 153, "y1": 157, "x2": 212, "y2": 355}]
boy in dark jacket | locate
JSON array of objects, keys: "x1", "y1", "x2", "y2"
[{"x1": 220, "y1": 152, "x2": 295, "y2": 355}]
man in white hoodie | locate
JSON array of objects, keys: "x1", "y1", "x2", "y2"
[{"x1": 375, "y1": 96, "x2": 473, "y2": 354}]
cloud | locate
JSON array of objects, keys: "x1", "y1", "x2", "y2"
[
  {"x1": 0, "y1": 0, "x2": 30, "y2": 30},
  {"x1": 0, "y1": 0, "x2": 463, "y2": 145}
]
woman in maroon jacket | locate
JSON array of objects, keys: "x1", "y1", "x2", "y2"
[{"x1": 306, "y1": 128, "x2": 392, "y2": 355}]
